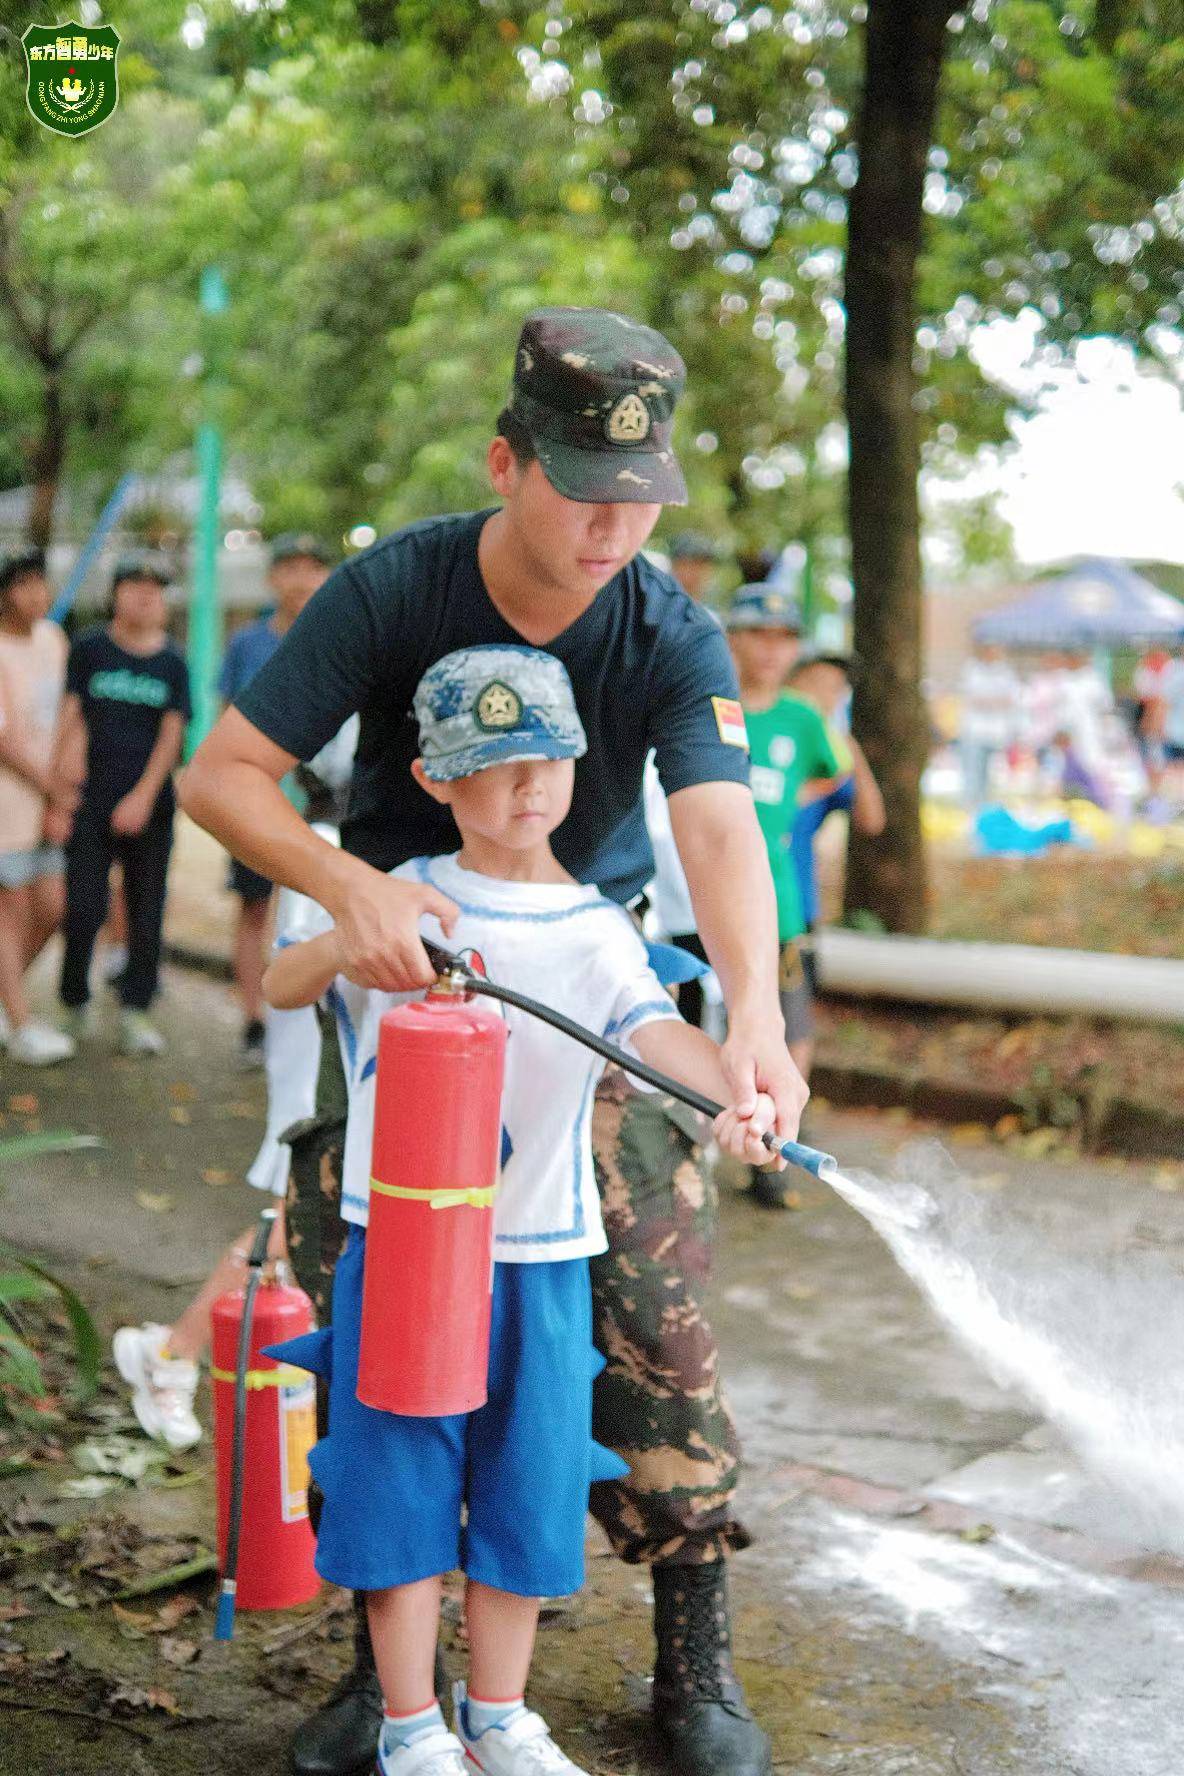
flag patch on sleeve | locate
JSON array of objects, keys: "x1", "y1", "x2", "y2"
[{"x1": 711, "y1": 695, "x2": 749, "y2": 749}]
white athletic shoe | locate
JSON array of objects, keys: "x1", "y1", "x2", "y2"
[
  {"x1": 6, "y1": 1018, "x2": 76, "y2": 1066},
  {"x1": 378, "y1": 1727, "x2": 469, "y2": 1776},
  {"x1": 453, "y1": 1684, "x2": 590, "y2": 1776},
  {"x1": 112, "y1": 1323, "x2": 201, "y2": 1452},
  {"x1": 118, "y1": 1009, "x2": 166, "y2": 1056}
]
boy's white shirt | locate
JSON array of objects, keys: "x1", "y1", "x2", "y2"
[{"x1": 282, "y1": 851, "x2": 682, "y2": 1262}]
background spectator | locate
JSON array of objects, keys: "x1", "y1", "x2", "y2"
[
  {"x1": 0, "y1": 549, "x2": 75, "y2": 1064},
  {"x1": 957, "y1": 641, "x2": 1021, "y2": 811},
  {"x1": 58, "y1": 553, "x2": 191, "y2": 1056}
]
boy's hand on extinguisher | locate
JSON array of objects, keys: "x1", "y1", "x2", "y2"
[
  {"x1": 328, "y1": 859, "x2": 459, "y2": 992},
  {"x1": 712, "y1": 1092, "x2": 788, "y2": 1171}
]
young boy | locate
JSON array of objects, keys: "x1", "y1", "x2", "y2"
[
  {"x1": 263, "y1": 645, "x2": 783, "y2": 1776},
  {"x1": 726, "y1": 588, "x2": 839, "y2": 1200},
  {"x1": 58, "y1": 553, "x2": 190, "y2": 1056}
]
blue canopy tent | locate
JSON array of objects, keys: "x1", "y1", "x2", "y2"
[{"x1": 973, "y1": 558, "x2": 1184, "y2": 650}]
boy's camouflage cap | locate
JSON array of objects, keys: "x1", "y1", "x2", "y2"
[
  {"x1": 725, "y1": 584, "x2": 803, "y2": 633},
  {"x1": 414, "y1": 644, "x2": 588, "y2": 783},
  {"x1": 504, "y1": 307, "x2": 688, "y2": 506}
]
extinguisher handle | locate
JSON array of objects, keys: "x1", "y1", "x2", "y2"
[
  {"x1": 213, "y1": 1206, "x2": 277, "y2": 1642},
  {"x1": 247, "y1": 1206, "x2": 277, "y2": 1270},
  {"x1": 420, "y1": 939, "x2": 837, "y2": 1183}
]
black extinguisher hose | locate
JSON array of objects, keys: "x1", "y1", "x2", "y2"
[
  {"x1": 213, "y1": 1205, "x2": 277, "y2": 1641},
  {"x1": 421, "y1": 939, "x2": 837, "y2": 1181}
]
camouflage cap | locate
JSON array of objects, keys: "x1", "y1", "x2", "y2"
[
  {"x1": 269, "y1": 532, "x2": 334, "y2": 567},
  {"x1": 110, "y1": 550, "x2": 172, "y2": 590},
  {"x1": 414, "y1": 645, "x2": 588, "y2": 783},
  {"x1": 504, "y1": 307, "x2": 688, "y2": 506},
  {"x1": 725, "y1": 584, "x2": 803, "y2": 633}
]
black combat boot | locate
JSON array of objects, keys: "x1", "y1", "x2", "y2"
[
  {"x1": 290, "y1": 1592, "x2": 382, "y2": 1776},
  {"x1": 652, "y1": 1563, "x2": 772, "y2": 1776}
]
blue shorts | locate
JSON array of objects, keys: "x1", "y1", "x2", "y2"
[{"x1": 268, "y1": 1231, "x2": 628, "y2": 1597}]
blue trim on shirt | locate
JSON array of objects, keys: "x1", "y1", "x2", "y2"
[
  {"x1": 605, "y1": 1000, "x2": 679, "y2": 1042},
  {"x1": 327, "y1": 982, "x2": 358, "y2": 1078},
  {"x1": 417, "y1": 856, "x2": 635, "y2": 931}
]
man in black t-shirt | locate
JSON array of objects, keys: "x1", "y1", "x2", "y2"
[
  {"x1": 60, "y1": 554, "x2": 190, "y2": 1056},
  {"x1": 183, "y1": 309, "x2": 805, "y2": 1776}
]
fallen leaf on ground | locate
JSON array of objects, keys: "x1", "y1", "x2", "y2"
[
  {"x1": 1152, "y1": 1166, "x2": 1183, "y2": 1193},
  {"x1": 112, "y1": 1603, "x2": 155, "y2": 1638},
  {"x1": 74, "y1": 1435, "x2": 169, "y2": 1481},
  {"x1": 201, "y1": 1168, "x2": 232, "y2": 1187},
  {"x1": 154, "y1": 1593, "x2": 200, "y2": 1631},
  {"x1": 0, "y1": 1604, "x2": 32, "y2": 1622},
  {"x1": 38, "y1": 1574, "x2": 83, "y2": 1609},
  {"x1": 59, "y1": 1474, "x2": 123, "y2": 1499},
  {"x1": 159, "y1": 1635, "x2": 199, "y2": 1666},
  {"x1": 993, "y1": 1114, "x2": 1022, "y2": 1141},
  {"x1": 168, "y1": 1082, "x2": 196, "y2": 1103},
  {"x1": 950, "y1": 1123, "x2": 989, "y2": 1145},
  {"x1": 168, "y1": 1106, "x2": 191, "y2": 1125},
  {"x1": 959, "y1": 1522, "x2": 996, "y2": 1543},
  {"x1": 108, "y1": 1684, "x2": 180, "y2": 1716},
  {"x1": 8, "y1": 1094, "x2": 38, "y2": 1115},
  {"x1": 135, "y1": 1190, "x2": 173, "y2": 1213}
]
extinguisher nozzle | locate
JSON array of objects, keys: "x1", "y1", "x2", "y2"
[{"x1": 213, "y1": 1582, "x2": 237, "y2": 1641}]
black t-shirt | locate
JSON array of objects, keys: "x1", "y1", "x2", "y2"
[
  {"x1": 67, "y1": 627, "x2": 192, "y2": 814},
  {"x1": 234, "y1": 509, "x2": 749, "y2": 903}
]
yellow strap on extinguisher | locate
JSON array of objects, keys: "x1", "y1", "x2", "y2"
[
  {"x1": 209, "y1": 1363, "x2": 311, "y2": 1389},
  {"x1": 369, "y1": 1177, "x2": 497, "y2": 1211}
]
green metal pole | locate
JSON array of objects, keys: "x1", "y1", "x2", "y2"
[{"x1": 186, "y1": 266, "x2": 228, "y2": 757}]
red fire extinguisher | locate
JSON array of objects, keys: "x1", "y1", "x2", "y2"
[
  {"x1": 358, "y1": 975, "x2": 507, "y2": 1418},
  {"x1": 211, "y1": 1210, "x2": 320, "y2": 1637}
]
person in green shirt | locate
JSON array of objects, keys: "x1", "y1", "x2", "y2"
[{"x1": 727, "y1": 587, "x2": 840, "y2": 1203}]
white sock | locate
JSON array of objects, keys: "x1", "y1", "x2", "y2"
[
  {"x1": 380, "y1": 1700, "x2": 445, "y2": 1762},
  {"x1": 463, "y1": 1693, "x2": 526, "y2": 1738}
]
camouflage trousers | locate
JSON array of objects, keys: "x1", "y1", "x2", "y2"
[{"x1": 285, "y1": 1058, "x2": 750, "y2": 1571}]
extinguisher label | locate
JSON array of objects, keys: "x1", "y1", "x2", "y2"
[{"x1": 279, "y1": 1378, "x2": 316, "y2": 1523}]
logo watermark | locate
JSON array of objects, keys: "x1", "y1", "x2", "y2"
[{"x1": 22, "y1": 20, "x2": 120, "y2": 138}]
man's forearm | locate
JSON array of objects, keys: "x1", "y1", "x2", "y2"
[
  {"x1": 132, "y1": 715, "x2": 185, "y2": 807},
  {"x1": 0, "y1": 733, "x2": 52, "y2": 798},
  {"x1": 676, "y1": 802, "x2": 781, "y2": 1024},
  {"x1": 180, "y1": 755, "x2": 363, "y2": 912}
]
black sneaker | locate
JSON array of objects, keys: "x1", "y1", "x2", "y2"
[{"x1": 241, "y1": 1018, "x2": 266, "y2": 1070}]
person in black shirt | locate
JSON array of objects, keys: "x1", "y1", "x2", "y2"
[
  {"x1": 183, "y1": 309, "x2": 805, "y2": 1776},
  {"x1": 59, "y1": 554, "x2": 190, "y2": 1055}
]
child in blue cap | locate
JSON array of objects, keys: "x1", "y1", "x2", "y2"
[{"x1": 263, "y1": 644, "x2": 784, "y2": 1776}]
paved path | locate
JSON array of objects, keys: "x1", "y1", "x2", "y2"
[{"x1": 4, "y1": 958, "x2": 1183, "y2": 1773}]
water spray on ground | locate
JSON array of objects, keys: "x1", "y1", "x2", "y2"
[{"x1": 817, "y1": 1140, "x2": 1184, "y2": 1553}]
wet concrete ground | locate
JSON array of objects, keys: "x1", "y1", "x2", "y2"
[{"x1": 3, "y1": 959, "x2": 1183, "y2": 1773}]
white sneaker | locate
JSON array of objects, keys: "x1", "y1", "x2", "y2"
[
  {"x1": 378, "y1": 1727, "x2": 469, "y2": 1776},
  {"x1": 112, "y1": 1323, "x2": 201, "y2": 1452},
  {"x1": 118, "y1": 1009, "x2": 166, "y2": 1056},
  {"x1": 6, "y1": 1018, "x2": 76, "y2": 1066},
  {"x1": 453, "y1": 1684, "x2": 590, "y2": 1776}
]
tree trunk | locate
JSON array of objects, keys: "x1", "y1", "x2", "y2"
[
  {"x1": 26, "y1": 375, "x2": 65, "y2": 551},
  {"x1": 842, "y1": 0, "x2": 954, "y2": 935}
]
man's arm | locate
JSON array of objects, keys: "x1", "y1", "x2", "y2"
[
  {"x1": 180, "y1": 707, "x2": 458, "y2": 991},
  {"x1": 667, "y1": 779, "x2": 808, "y2": 1140}
]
